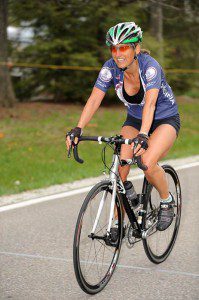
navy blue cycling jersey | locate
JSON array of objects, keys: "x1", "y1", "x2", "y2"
[{"x1": 94, "y1": 53, "x2": 178, "y2": 120}]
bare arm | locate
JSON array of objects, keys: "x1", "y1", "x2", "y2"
[
  {"x1": 140, "y1": 88, "x2": 159, "y2": 134},
  {"x1": 133, "y1": 88, "x2": 159, "y2": 156},
  {"x1": 66, "y1": 87, "x2": 105, "y2": 151},
  {"x1": 77, "y1": 87, "x2": 106, "y2": 129}
]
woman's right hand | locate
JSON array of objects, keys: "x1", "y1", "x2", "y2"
[
  {"x1": 131, "y1": 133, "x2": 149, "y2": 156},
  {"x1": 65, "y1": 126, "x2": 83, "y2": 151}
]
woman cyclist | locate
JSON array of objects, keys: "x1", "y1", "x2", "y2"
[{"x1": 66, "y1": 22, "x2": 180, "y2": 232}]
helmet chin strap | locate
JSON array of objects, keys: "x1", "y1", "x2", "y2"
[{"x1": 120, "y1": 55, "x2": 137, "y2": 72}]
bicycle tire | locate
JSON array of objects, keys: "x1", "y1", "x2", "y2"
[
  {"x1": 73, "y1": 180, "x2": 123, "y2": 294},
  {"x1": 142, "y1": 165, "x2": 182, "y2": 264}
]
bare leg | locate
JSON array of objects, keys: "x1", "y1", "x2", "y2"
[
  {"x1": 114, "y1": 124, "x2": 177, "y2": 221},
  {"x1": 119, "y1": 126, "x2": 139, "y2": 181},
  {"x1": 114, "y1": 126, "x2": 139, "y2": 220},
  {"x1": 142, "y1": 124, "x2": 177, "y2": 199}
]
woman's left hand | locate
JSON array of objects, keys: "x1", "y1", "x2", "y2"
[{"x1": 131, "y1": 133, "x2": 149, "y2": 156}]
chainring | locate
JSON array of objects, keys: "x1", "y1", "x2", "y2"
[{"x1": 125, "y1": 223, "x2": 140, "y2": 248}]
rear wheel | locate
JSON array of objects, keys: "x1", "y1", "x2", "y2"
[
  {"x1": 142, "y1": 165, "x2": 182, "y2": 263},
  {"x1": 73, "y1": 180, "x2": 123, "y2": 294}
]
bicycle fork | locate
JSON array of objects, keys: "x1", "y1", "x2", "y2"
[{"x1": 91, "y1": 155, "x2": 120, "y2": 236}]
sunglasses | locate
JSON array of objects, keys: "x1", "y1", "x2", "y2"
[{"x1": 110, "y1": 44, "x2": 133, "y2": 54}]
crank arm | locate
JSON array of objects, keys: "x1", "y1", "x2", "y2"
[{"x1": 142, "y1": 220, "x2": 158, "y2": 239}]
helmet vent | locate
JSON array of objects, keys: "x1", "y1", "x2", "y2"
[
  {"x1": 114, "y1": 25, "x2": 118, "y2": 39},
  {"x1": 127, "y1": 32, "x2": 137, "y2": 39},
  {"x1": 118, "y1": 28, "x2": 128, "y2": 41},
  {"x1": 109, "y1": 33, "x2": 113, "y2": 42},
  {"x1": 120, "y1": 23, "x2": 125, "y2": 30},
  {"x1": 121, "y1": 28, "x2": 129, "y2": 36}
]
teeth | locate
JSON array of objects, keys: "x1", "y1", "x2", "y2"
[{"x1": 117, "y1": 58, "x2": 125, "y2": 62}]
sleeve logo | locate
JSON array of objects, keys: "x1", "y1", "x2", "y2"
[
  {"x1": 145, "y1": 67, "x2": 157, "y2": 81},
  {"x1": 99, "y1": 67, "x2": 113, "y2": 82}
]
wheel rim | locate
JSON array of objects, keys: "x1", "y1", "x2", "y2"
[
  {"x1": 75, "y1": 185, "x2": 122, "y2": 289},
  {"x1": 145, "y1": 169, "x2": 181, "y2": 259}
]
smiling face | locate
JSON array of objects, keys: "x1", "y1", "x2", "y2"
[{"x1": 111, "y1": 44, "x2": 136, "y2": 69}]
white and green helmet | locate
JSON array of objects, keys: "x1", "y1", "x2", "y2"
[{"x1": 106, "y1": 22, "x2": 142, "y2": 46}]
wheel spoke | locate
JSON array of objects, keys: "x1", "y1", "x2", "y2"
[
  {"x1": 100, "y1": 241, "x2": 106, "y2": 278},
  {"x1": 84, "y1": 241, "x2": 103, "y2": 277},
  {"x1": 95, "y1": 222, "x2": 109, "y2": 235},
  {"x1": 83, "y1": 239, "x2": 94, "y2": 272},
  {"x1": 143, "y1": 166, "x2": 181, "y2": 263},
  {"x1": 96, "y1": 239, "x2": 115, "y2": 254},
  {"x1": 74, "y1": 182, "x2": 122, "y2": 292}
]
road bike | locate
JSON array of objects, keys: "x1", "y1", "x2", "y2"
[{"x1": 69, "y1": 135, "x2": 182, "y2": 294}]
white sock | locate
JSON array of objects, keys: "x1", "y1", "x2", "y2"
[{"x1": 161, "y1": 193, "x2": 172, "y2": 203}]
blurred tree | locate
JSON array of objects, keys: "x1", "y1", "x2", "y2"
[
  {"x1": 9, "y1": 0, "x2": 120, "y2": 102},
  {"x1": 8, "y1": 0, "x2": 199, "y2": 102},
  {"x1": 161, "y1": 0, "x2": 199, "y2": 94},
  {"x1": 0, "y1": 0, "x2": 16, "y2": 107},
  {"x1": 150, "y1": 0, "x2": 163, "y2": 64}
]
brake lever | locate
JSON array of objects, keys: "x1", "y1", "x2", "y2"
[
  {"x1": 67, "y1": 144, "x2": 72, "y2": 158},
  {"x1": 136, "y1": 156, "x2": 148, "y2": 171},
  {"x1": 132, "y1": 140, "x2": 148, "y2": 171},
  {"x1": 73, "y1": 143, "x2": 84, "y2": 164},
  {"x1": 67, "y1": 134, "x2": 75, "y2": 158}
]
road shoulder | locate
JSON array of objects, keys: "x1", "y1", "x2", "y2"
[{"x1": 0, "y1": 155, "x2": 199, "y2": 208}]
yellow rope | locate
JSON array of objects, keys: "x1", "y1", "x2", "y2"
[
  {"x1": 0, "y1": 61, "x2": 199, "y2": 73},
  {"x1": 0, "y1": 62, "x2": 100, "y2": 71}
]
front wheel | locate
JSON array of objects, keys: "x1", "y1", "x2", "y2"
[
  {"x1": 73, "y1": 180, "x2": 123, "y2": 294},
  {"x1": 142, "y1": 165, "x2": 182, "y2": 264}
]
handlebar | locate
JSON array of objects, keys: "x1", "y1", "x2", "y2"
[{"x1": 70, "y1": 135, "x2": 148, "y2": 171}]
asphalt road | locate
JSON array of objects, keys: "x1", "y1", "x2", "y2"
[{"x1": 0, "y1": 166, "x2": 199, "y2": 300}]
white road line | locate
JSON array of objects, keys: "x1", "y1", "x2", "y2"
[
  {"x1": 0, "y1": 186, "x2": 92, "y2": 212},
  {"x1": 175, "y1": 161, "x2": 199, "y2": 170},
  {"x1": 0, "y1": 161, "x2": 198, "y2": 213},
  {"x1": 0, "y1": 251, "x2": 198, "y2": 278}
]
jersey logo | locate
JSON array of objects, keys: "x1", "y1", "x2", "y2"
[
  {"x1": 161, "y1": 83, "x2": 175, "y2": 104},
  {"x1": 99, "y1": 67, "x2": 113, "y2": 82},
  {"x1": 145, "y1": 67, "x2": 157, "y2": 81}
]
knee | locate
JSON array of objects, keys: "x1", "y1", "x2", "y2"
[
  {"x1": 119, "y1": 165, "x2": 130, "y2": 182},
  {"x1": 142, "y1": 154, "x2": 157, "y2": 176}
]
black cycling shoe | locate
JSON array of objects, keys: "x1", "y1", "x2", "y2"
[{"x1": 157, "y1": 195, "x2": 175, "y2": 231}]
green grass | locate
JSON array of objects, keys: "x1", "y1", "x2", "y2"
[
  {"x1": 0, "y1": 99, "x2": 198, "y2": 196},
  {"x1": 185, "y1": 89, "x2": 199, "y2": 99}
]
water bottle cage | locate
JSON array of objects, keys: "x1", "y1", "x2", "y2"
[{"x1": 138, "y1": 193, "x2": 144, "y2": 205}]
